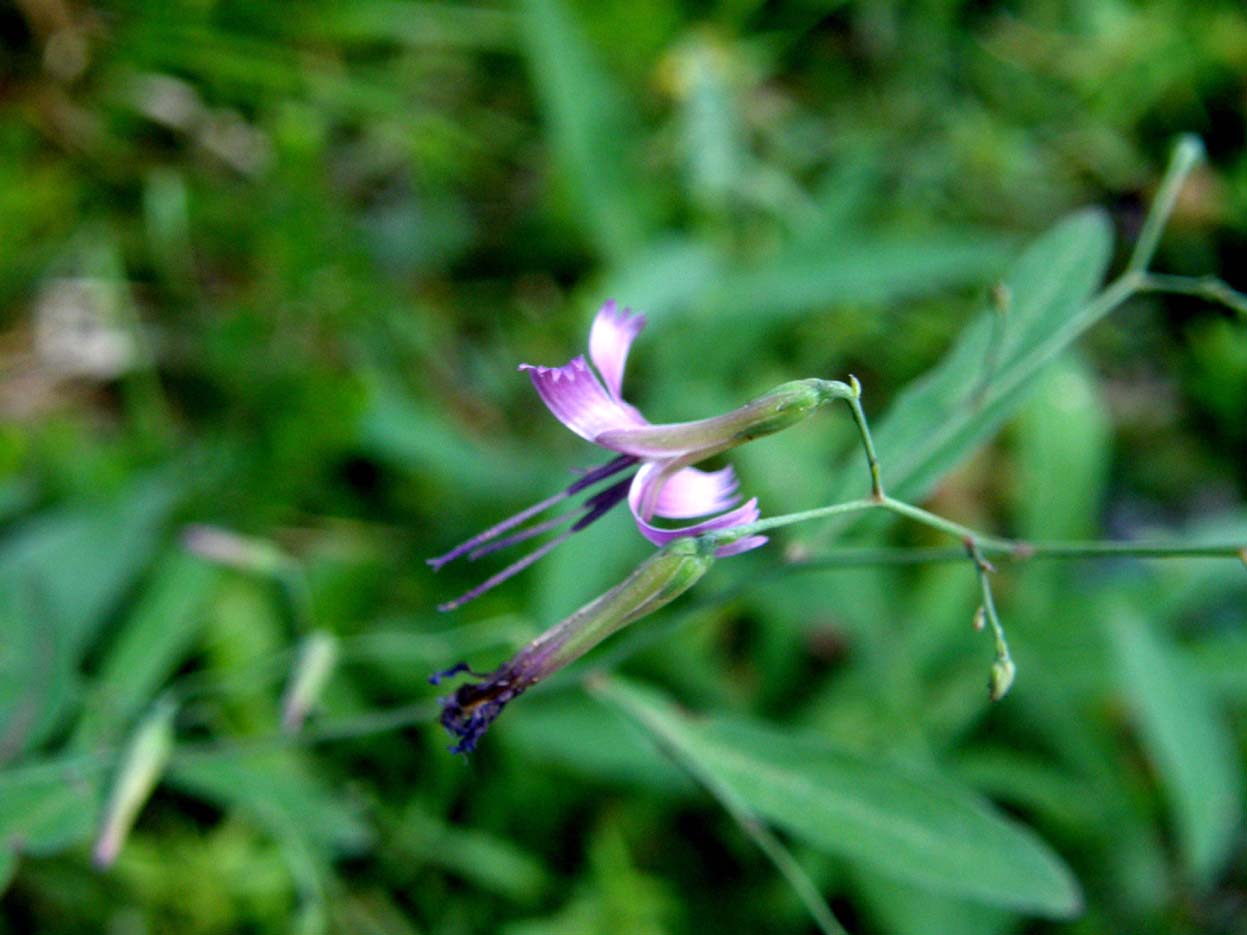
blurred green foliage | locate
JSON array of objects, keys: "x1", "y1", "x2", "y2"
[{"x1": 1, "y1": 0, "x2": 1246, "y2": 933}]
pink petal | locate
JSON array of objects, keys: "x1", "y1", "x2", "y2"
[
  {"x1": 650, "y1": 466, "x2": 740, "y2": 519},
  {"x1": 520, "y1": 356, "x2": 648, "y2": 443},
  {"x1": 712, "y1": 534, "x2": 768, "y2": 557},
  {"x1": 588, "y1": 300, "x2": 647, "y2": 401},
  {"x1": 627, "y1": 464, "x2": 761, "y2": 551}
]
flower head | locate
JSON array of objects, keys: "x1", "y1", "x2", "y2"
[{"x1": 430, "y1": 300, "x2": 839, "y2": 610}]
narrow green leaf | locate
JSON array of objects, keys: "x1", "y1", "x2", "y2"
[
  {"x1": 521, "y1": 0, "x2": 648, "y2": 260},
  {"x1": 169, "y1": 750, "x2": 372, "y2": 858},
  {"x1": 851, "y1": 866, "x2": 1015, "y2": 935},
  {"x1": 837, "y1": 209, "x2": 1114, "y2": 504},
  {"x1": 504, "y1": 692, "x2": 694, "y2": 794},
  {"x1": 74, "y1": 553, "x2": 219, "y2": 747},
  {"x1": 1188, "y1": 630, "x2": 1247, "y2": 703},
  {"x1": 0, "y1": 584, "x2": 75, "y2": 765},
  {"x1": 673, "y1": 35, "x2": 745, "y2": 212},
  {"x1": 0, "y1": 474, "x2": 181, "y2": 654},
  {"x1": 1108, "y1": 609, "x2": 1242, "y2": 884},
  {"x1": 359, "y1": 377, "x2": 549, "y2": 499},
  {"x1": 311, "y1": 1, "x2": 517, "y2": 50},
  {"x1": 0, "y1": 848, "x2": 15, "y2": 896},
  {"x1": 0, "y1": 761, "x2": 103, "y2": 855},
  {"x1": 709, "y1": 234, "x2": 1011, "y2": 322},
  {"x1": 1011, "y1": 354, "x2": 1111, "y2": 541},
  {"x1": 397, "y1": 806, "x2": 550, "y2": 903},
  {"x1": 600, "y1": 678, "x2": 1082, "y2": 917}
]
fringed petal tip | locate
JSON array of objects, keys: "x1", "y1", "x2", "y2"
[
  {"x1": 589, "y1": 301, "x2": 647, "y2": 400},
  {"x1": 651, "y1": 466, "x2": 740, "y2": 519},
  {"x1": 519, "y1": 355, "x2": 647, "y2": 443},
  {"x1": 714, "y1": 534, "x2": 768, "y2": 557}
]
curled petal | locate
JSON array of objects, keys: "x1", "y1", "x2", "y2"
[
  {"x1": 588, "y1": 300, "x2": 647, "y2": 400},
  {"x1": 650, "y1": 466, "x2": 740, "y2": 519},
  {"x1": 712, "y1": 534, "x2": 768, "y2": 557},
  {"x1": 628, "y1": 465, "x2": 762, "y2": 555},
  {"x1": 520, "y1": 356, "x2": 647, "y2": 444}
]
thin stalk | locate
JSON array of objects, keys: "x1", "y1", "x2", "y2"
[
  {"x1": 879, "y1": 497, "x2": 1015, "y2": 552},
  {"x1": 966, "y1": 541, "x2": 1015, "y2": 700},
  {"x1": 785, "y1": 540, "x2": 1247, "y2": 571},
  {"x1": 720, "y1": 498, "x2": 879, "y2": 540},
  {"x1": 1004, "y1": 540, "x2": 1247, "y2": 561},
  {"x1": 1126, "y1": 135, "x2": 1204, "y2": 275},
  {"x1": 845, "y1": 376, "x2": 885, "y2": 499},
  {"x1": 1137, "y1": 272, "x2": 1247, "y2": 317}
]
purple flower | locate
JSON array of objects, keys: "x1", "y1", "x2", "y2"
[{"x1": 430, "y1": 301, "x2": 836, "y2": 610}]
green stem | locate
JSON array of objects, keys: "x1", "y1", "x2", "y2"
[
  {"x1": 845, "y1": 376, "x2": 885, "y2": 498},
  {"x1": 965, "y1": 541, "x2": 1015, "y2": 700},
  {"x1": 879, "y1": 497, "x2": 1015, "y2": 551},
  {"x1": 723, "y1": 498, "x2": 879, "y2": 539},
  {"x1": 784, "y1": 540, "x2": 1247, "y2": 570},
  {"x1": 1126, "y1": 135, "x2": 1204, "y2": 275},
  {"x1": 1005, "y1": 540, "x2": 1247, "y2": 561},
  {"x1": 1136, "y1": 272, "x2": 1247, "y2": 317}
]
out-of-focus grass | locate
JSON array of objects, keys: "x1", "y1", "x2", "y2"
[{"x1": 1, "y1": 1, "x2": 1245, "y2": 933}]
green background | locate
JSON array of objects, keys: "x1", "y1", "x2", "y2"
[{"x1": 1, "y1": 1, "x2": 1245, "y2": 932}]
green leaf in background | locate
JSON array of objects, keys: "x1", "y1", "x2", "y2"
[
  {"x1": 671, "y1": 34, "x2": 746, "y2": 214},
  {"x1": 73, "y1": 553, "x2": 220, "y2": 748},
  {"x1": 1189, "y1": 628, "x2": 1247, "y2": 705},
  {"x1": 359, "y1": 377, "x2": 550, "y2": 501},
  {"x1": 169, "y1": 749, "x2": 371, "y2": 900},
  {"x1": 505, "y1": 817, "x2": 676, "y2": 935},
  {"x1": 504, "y1": 691, "x2": 694, "y2": 794},
  {"x1": 0, "y1": 759, "x2": 104, "y2": 865},
  {"x1": 521, "y1": 0, "x2": 649, "y2": 261},
  {"x1": 310, "y1": 1, "x2": 518, "y2": 51},
  {"x1": 0, "y1": 848, "x2": 14, "y2": 896},
  {"x1": 0, "y1": 473, "x2": 181, "y2": 655},
  {"x1": 0, "y1": 476, "x2": 181, "y2": 758},
  {"x1": 1011, "y1": 352, "x2": 1112, "y2": 542},
  {"x1": 599, "y1": 678, "x2": 1082, "y2": 917},
  {"x1": 0, "y1": 582, "x2": 76, "y2": 768},
  {"x1": 840, "y1": 209, "x2": 1114, "y2": 505},
  {"x1": 394, "y1": 805, "x2": 550, "y2": 904},
  {"x1": 708, "y1": 234, "x2": 1012, "y2": 323},
  {"x1": 850, "y1": 866, "x2": 1014, "y2": 935},
  {"x1": 1108, "y1": 608, "x2": 1243, "y2": 884}
]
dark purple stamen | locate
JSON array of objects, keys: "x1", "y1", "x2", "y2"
[
  {"x1": 427, "y1": 455, "x2": 638, "y2": 570},
  {"x1": 571, "y1": 477, "x2": 633, "y2": 532},
  {"x1": 436, "y1": 534, "x2": 572, "y2": 612},
  {"x1": 431, "y1": 455, "x2": 639, "y2": 611},
  {"x1": 565, "y1": 454, "x2": 638, "y2": 494},
  {"x1": 466, "y1": 514, "x2": 573, "y2": 562},
  {"x1": 426, "y1": 490, "x2": 568, "y2": 571}
]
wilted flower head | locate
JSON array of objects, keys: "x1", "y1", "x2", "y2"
[
  {"x1": 430, "y1": 301, "x2": 839, "y2": 610},
  {"x1": 432, "y1": 537, "x2": 715, "y2": 753}
]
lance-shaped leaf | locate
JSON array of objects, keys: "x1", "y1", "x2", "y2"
[
  {"x1": 1108, "y1": 608, "x2": 1242, "y2": 884},
  {"x1": 599, "y1": 677, "x2": 1082, "y2": 917},
  {"x1": 831, "y1": 209, "x2": 1114, "y2": 505},
  {"x1": 521, "y1": 0, "x2": 648, "y2": 260}
]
